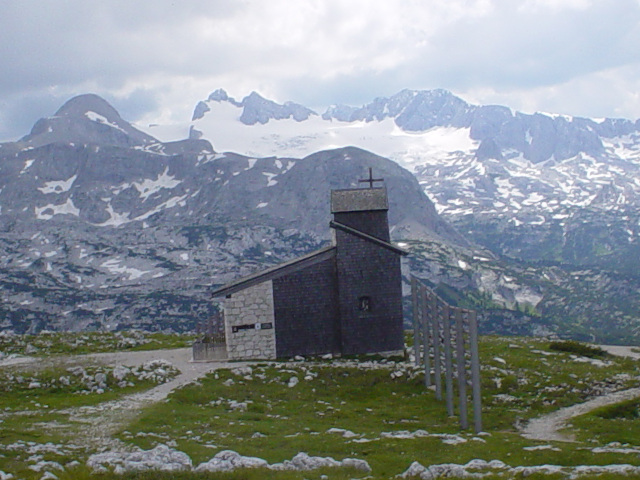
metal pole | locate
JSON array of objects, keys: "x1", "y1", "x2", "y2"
[
  {"x1": 442, "y1": 302, "x2": 455, "y2": 417},
  {"x1": 455, "y1": 309, "x2": 469, "y2": 430},
  {"x1": 469, "y1": 310, "x2": 482, "y2": 433},
  {"x1": 420, "y1": 286, "x2": 431, "y2": 388},
  {"x1": 432, "y1": 299, "x2": 442, "y2": 401},
  {"x1": 411, "y1": 276, "x2": 420, "y2": 367}
]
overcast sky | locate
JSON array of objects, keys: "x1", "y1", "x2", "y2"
[{"x1": 1, "y1": 0, "x2": 640, "y2": 141}]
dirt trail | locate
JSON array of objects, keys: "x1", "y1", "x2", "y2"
[
  {"x1": 522, "y1": 345, "x2": 640, "y2": 442},
  {"x1": 70, "y1": 349, "x2": 253, "y2": 450},
  {"x1": 2, "y1": 348, "x2": 249, "y2": 451}
]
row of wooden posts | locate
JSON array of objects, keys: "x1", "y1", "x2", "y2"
[{"x1": 411, "y1": 275, "x2": 482, "y2": 433}]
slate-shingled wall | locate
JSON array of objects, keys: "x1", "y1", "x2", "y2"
[
  {"x1": 272, "y1": 257, "x2": 340, "y2": 357},
  {"x1": 334, "y1": 212, "x2": 404, "y2": 355}
]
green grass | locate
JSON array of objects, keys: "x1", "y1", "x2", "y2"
[
  {"x1": 4, "y1": 335, "x2": 640, "y2": 479},
  {"x1": 571, "y1": 398, "x2": 640, "y2": 446},
  {"x1": 0, "y1": 330, "x2": 195, "y2": 357}
]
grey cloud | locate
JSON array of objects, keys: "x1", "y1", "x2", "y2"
[
  {"x1": 2, "y1": 0, "x2": 640, "y2": 141},
  {"x1": 420, "y1": 0, "x2": 640, "y2": 90},
  {"x1": 0, "y1": 1, "x2": 244, "y2": 94}
]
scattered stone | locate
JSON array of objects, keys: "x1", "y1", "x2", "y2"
[
  {"x1": 87, "y1": 444, "x2": 193, "y2": 473},
  {"x1": 288, "y1": 376, "x2": 299, "y2": 388},
  {"x1": 271, "y1": 452, "x2": 341, "y2": 471},
  {"x1": 400, "y1": 460, "x2": 640, "y2": 479},
  {"x1": 571, "y1": 356, "x2": 610, "y2": 367},
  {"x1": 523, "y1": 445, "x2": 561, "y2": 452},
  {"x1": 493, "y1": 394, "x2": 518, "y2": 403},
  {"x1": 510, "y1": 464, "x2": 566, "y2": 476},
  {"x1": 195, "y1": 450, "x2": 268, "y2": 472},
  {"x1": 228, "y1": 400, "x2": 248, "y2": 411},
  {"x1": 591, "y1": 442, "x2": 640, "y2": 454},
  {"x1": 95, "y1": 372, "x2": 107, "y2": 388},
  {"x1": 341, "y1": 457, "x2": 372, "y2": 472},
  {"x1": 438, "y1": 434, "x2": 467, "y2": 445},
  {"x1": 327, "y1": 427, "x2": 359, "y2": 438},
  {"x1": 112, "y1": 366, "x2": 130, "y2": 382},
  {"x1": 28, "y1": 460, "x2": 64, "y2": 472},
  {"x1": 231, "y1": 366, "x2": 253, "y2": 377},
  {"x1": 381, "y1": 430, "x2": 430, "y2": 440}
]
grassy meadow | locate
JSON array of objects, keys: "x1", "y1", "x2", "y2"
[{"x1": 2, "y1": 333, "x2": 640, "y2": 479}]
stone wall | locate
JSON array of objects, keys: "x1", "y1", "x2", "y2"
[{"x1": 223, "y1": 280, "x2": 277, "y2": 360}]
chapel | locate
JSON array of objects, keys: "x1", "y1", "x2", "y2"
[{"x1": 209, "y1": 172, "x2": 408, "y2": 360}]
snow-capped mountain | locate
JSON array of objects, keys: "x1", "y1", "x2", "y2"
[
  {"x1": 0, "y1": 94, "x2": 469, "y2": 334},
  {"x1": 3, "y1": 92, "x2": 640, "y2": 343},
  {"x1": 141, "y1": 89, "x2": 640, "y2": 272}
]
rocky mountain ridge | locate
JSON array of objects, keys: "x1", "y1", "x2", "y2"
[
  {"x1": 2, "y1": 93, "x2": 640, "y2": 343},
  {"x1": 0, "y1": 94, "x2": 474, "y2": 334},
  {"x1": 152, "y1": 88, "x2": 640, "y2": 275}
]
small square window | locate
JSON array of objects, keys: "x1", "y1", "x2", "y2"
[{"x1": 359, "y1": 296, "x2": 372, "y2": 312}]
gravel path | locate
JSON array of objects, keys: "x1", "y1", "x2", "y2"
[
  {"x1": 65, "y1": 349, "x2": 252, "y2": 450},
  {"x1": 522, "y1": 345, "x2": 640, "y2": 442},
  {"x1": 2, "y1": 347, "x2": 249, "y2": 451}
]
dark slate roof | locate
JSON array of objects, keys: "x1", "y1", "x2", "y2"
[
  {"x1": 330, "y1": 221, "x2": 409, "y2": 256},
  {"x1": 211, "y1": 245, "x2": 337, "y2": 298},
  {"x1": 331, "y1": 187, "x2": 389, "y2": 213}
]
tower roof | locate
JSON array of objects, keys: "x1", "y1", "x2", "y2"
[{"x1": 330, "y1": 187, "x2": 388, "y2": 213}]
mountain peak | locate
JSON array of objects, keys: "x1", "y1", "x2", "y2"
[
  {"x1": 21, "y1": 94, "x2": 156, "y2": 149},
  {"x1": 238, "y1": 92, "x2": 316, "y2": 125},
  {"x1": 54, "y1": 94, "x2": 121, "y2": 121},
  {"x1": 207, "y1": 89, "x2": 230, "y2": 102}
]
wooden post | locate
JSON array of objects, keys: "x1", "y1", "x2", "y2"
[
  {"x1": 420, "y1": 286, "x2": 431, "y2": 387},
  {"x1": 455, "y1": 309, "x2": 469, "y2": 430},
  {"x1": 411, "y1": 276, "x2": 420, "y2": 367},
  {"x1": 469, "y1": 310, "x2": 482, "y2": 433},
  {"x1": 442, "y1": 303, "x2": 455, "y2": 417},
  {"x1": 433, "y1": 299, "x2": 443, "y2": 401}
]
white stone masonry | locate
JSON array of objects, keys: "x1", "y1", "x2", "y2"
[{"x1": 223, "y1": 281, "x2": 277, "y2": 360}]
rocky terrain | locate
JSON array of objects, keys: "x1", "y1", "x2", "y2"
[
  {"x1": 2, "y1": 92, "x2": 640, "y2": 342},
  {"x1": 169, "y1": 88, "x2": 640, "y2": 274},
  {"x1": 0, "y1": 94, "x2": 476, "y2": 334},
  {"x1": 3, "y1": 334, "x2": 640, "y2": 479},
  {"x1": 141, "y1": 88, "x2": 640, "y2": 343}
]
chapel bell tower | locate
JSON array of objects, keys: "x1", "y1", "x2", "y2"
[{"x1": 328, "y1": 168, "x2": 405, "y2": 355}]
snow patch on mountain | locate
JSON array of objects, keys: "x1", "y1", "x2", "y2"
[
  {"x1": 85, "y1": 111, "x2": 128, "y2": 134},
  {"x1": 38, "y1": 175, "x2": 78, "y2": 194},
  {"x1": 35, "y1": 198, "x2": 80, "y2": 219},
  {"x1": 133, "y1": 168, "x2": 182, "y2": 201},
  {"x1": 96, "y1": 204, "x2": 132, "y2": 227}
]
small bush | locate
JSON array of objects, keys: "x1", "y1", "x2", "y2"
[
  {"x1": 498, "y1": 374, "x2": 519, "y2": 394},
  {"x1": 593, "y1": 398, "x2": 640, "y2": 420},
  {"x1": 549, "y1": 340, "x2": 607, "y2": 358}
]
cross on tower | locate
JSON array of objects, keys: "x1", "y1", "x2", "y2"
[{"x1": 359, "y1": 167, "x2": 384, "y2": 189}]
